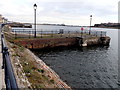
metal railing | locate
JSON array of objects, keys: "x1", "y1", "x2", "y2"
[
  {"x1": 11, "y1": 29, "x2": 106, "y2": 39},
  {"x1": 1, "y1": 33, "x2": 18, "y2": 89}
]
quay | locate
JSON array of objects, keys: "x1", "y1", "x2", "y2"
[
  {"x1": 12, "y1": 36, "x2": 110, "y2": 50},
  {"x1": 3, "y1": 26, "x2": 111, "y2": 50}
]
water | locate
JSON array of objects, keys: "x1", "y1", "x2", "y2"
[{"x1": 31, "y1": 26, "x2": 118, "y2": 89}]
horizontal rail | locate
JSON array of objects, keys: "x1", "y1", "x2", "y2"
[
  {"x1": 1, "y1": 33, "x2": 18, "y2": 89},
  {"x1": 11, "y1": 29, "x2": 106, "y2": 37}
]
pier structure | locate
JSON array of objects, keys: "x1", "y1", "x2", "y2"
[{"x1": 5, "y1": 28, "x2": 110, "y2": 50}]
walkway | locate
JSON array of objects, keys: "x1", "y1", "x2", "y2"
[{"x1": 0, "y1": 28, "x2": 5, "y2": 89}]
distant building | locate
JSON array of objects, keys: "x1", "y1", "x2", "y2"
[
  {"x1": 0, "y1": 14, "x2": 8, "y2": 23},
  {"x1": 2, "y1": 17, "x2": 8, "y2": 23}
]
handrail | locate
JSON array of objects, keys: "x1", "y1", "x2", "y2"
[{"x1": 1, "y1": 33, "x2": 18, "y2": 89}]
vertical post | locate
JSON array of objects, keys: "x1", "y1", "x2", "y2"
[
  {"x1": 15, "y1": 31, "x2": 17, "y2": 39},
  {"x1": 101, "y1": 31, "x2": 102, "y2": 37},
  {"x1": 34, "y1": 4, "x2": 37, "y2": 38},
  {"x1": 29, "y1": 30, "x2": 30, "y2": 38},
  {"x1": 51, "y1": 31, "x2": 53, "y2": 37},
  {"x1": 34, "y1": 9, "x2": 36, "y2": 38},
  {"x1": 41, "y1": 29, "x2": 42, "y2": 38},
  {"x1": 96, "y1": 31, "x2": 97, "y2": 37},
  {"x1": 76, "y1": 31, "x2": 78, "y2": 37},
  {"x1": 60, "y1": 31, "x2": 62, "y2": 37},
  {"x1": 81, "y1": 27, "x2": 84, "y2": 38},
  {"x1": 82, "y1": 30, "x2": 83, "y2": 38},
  {"x1": 68, "y1": 31, "x2": 70, "y2": 37},
  {"x1": 89, "y1": 15, "x2": 92, "y2": 35}
]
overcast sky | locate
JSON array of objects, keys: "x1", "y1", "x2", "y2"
[{"x1": 0, "y1": 0, "x2": 118, "y2": 26}]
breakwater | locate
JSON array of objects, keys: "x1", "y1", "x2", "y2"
[{"x1": 13, "y1": 36, "x2": 110, "y2": 50}]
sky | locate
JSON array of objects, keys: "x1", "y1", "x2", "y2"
[{"x1": 0, "y1": 0, "x2": 119, "y2": 26}]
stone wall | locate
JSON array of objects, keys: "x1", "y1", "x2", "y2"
[
  {"x1": 82, "y1": 37, "x2": 110, "y2": 46},
  {"x1": 13, "y1": 37, "x2": 110, "y2": 49},
  {"x1": 14, "y1": 37, "x2": 78, "y2": 49}
]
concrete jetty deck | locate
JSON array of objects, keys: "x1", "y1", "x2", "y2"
[{"x1": 0, "y1": 30, "x2": 5, "y2": 89}]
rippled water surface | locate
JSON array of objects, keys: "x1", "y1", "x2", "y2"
[{"x1": 32, "y1": 27, "x2": 118, "y2": 89}]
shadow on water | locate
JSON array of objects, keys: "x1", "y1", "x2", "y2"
[{"x1": 31, "y1": 45, "x2": 110, "y2": 55}]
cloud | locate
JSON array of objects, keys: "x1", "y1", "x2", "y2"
[{"x1": 0, "y1": 0, "x2": 118, "y2": 25}]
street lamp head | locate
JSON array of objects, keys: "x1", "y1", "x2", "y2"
[{"x1": 34, "y1": 4, "x2": 37, "y2": 9}]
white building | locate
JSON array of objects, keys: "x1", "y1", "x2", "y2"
[{"x1": 0, "y1": 14, "x2": 8, "y2": 23}]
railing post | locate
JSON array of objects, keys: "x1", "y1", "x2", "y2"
[
  {"x1": 68, "y1": 31, "x2": 70, "y2": 37},
  {"x1": 29, "y1": 30, "x2": 30, "y2": 39},
  {"x1": 96, "y1": 31, "x2": 97, "y2": 37},
  {"x1": 51, "y1": 31, "x2": 53, "y2": 37},
  {"x1": 15, "y1": 31, "x2": 17, "y2": 39},
  {"x1": 101, "y1": 31, "x2": 102, "y2": 37},
  {"x1": 41, "y1": 29, "x2": 42, "y2": 38},
  {"x1": 60, "y1": 31, "x2": 62, "y2": 37}
]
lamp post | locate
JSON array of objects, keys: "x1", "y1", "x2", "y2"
[
  {"x1": 89, "y1": 15, "x2": 92, "y2": 35},
  {"x1": 33, "y1": 4, "x2": 37, "y2": 38}
]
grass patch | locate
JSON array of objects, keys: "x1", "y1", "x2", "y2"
[
  {"x1": 38, "y1": 69, "x2": 44, "y2": 73},
  {"x1": 50, "y1": 79, "x2": 55, "y2": 84}
]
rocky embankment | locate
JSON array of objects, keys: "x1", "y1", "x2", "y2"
[{"x1": 7, "y1": 41, "x2": 71, "y2": 88}]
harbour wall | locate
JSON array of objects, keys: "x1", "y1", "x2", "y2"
[{"x1": 13, "y1": 37, "x2": 110, "y2": 50}]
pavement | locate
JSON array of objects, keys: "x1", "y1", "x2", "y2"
[{"x1": 0, "y1": 29, "x2": 5, "y2": 89}]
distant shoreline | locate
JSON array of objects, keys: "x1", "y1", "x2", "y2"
[
  {"x1": 92, "y1": 26, "x2": 119, "y2": 29},
  {"x1": 31, "y1": 23, "x2": 119, "y2": 29},
  {"x1": 9, "y1": 22, "x2": 119, "y2": 29},
  {"x1": 31, "y1": 23, "x2": 87, "y2": 27}
]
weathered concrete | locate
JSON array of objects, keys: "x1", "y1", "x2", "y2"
[
  {"x1": 13, "y1": 36, "x2": 110, "y2": 50},
  {"x1": 81, "y1": 37, "x2": 111, "y2": 46},
  {"x1": 13, "y1": 37, "x2": 78, "y2": 49}
]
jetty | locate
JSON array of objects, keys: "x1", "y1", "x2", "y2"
[{"x1": 7, "y1": 28, "x2": 110, "y2": 50}]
